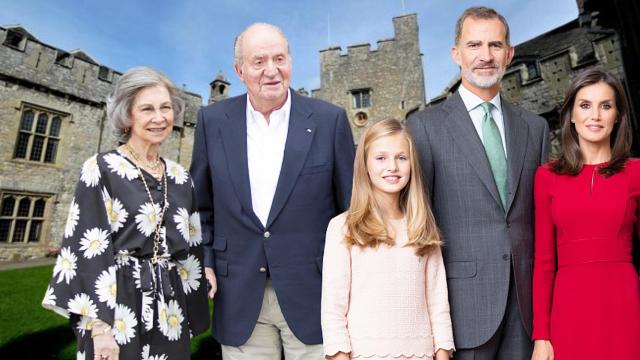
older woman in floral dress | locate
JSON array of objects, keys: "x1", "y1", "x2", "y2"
[{"x1": 42, "y1": 66, "x2": 209, "y2": 360}]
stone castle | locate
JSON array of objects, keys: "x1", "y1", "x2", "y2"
[{"x1": 312, "y1": 14, "x2": 425, "y2": 141}]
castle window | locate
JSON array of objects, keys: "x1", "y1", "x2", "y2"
[
  {"x1": 13, "y1": 105, "x2": 65, "y2": 164},
  {"x1": 98, "y1": 66, "x2": 111, "y2": 82},
  {"x1": 527, "y1": 62, "x2": 540, "y2": 80},
  {"x1": 0, "y1": 192, "x2": 50, "y2": 243},
  {"x1": 3, "y1": 29, "x2": 26, "y2": 50},
  {"x1": 351, "y1": 89, "x2": 371, "y2": 109}
]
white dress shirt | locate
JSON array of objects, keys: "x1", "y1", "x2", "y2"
[
  {"x1": 458, "y1": 84, "x2": 508, "y2": 157},
  {"x1": 246, "y1": 90, "x2": 292, "y2": 226}
]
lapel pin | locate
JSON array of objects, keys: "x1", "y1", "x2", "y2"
[{"x1": 305, "y1": 128, "x2": 312, "y2": 133}]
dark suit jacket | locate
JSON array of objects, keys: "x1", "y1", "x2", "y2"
[
  {"x1": 190, "y1": 90, "x2": 355, "y2": 346},
  {"x1": 407, "y1": 91, "x2": 549, "y2": 349}
]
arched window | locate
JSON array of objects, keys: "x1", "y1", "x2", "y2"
[
  {"x1": 1, "y1": 196, "x2": 15, "y2": 216},
  {"x1": 33, "y1": 199, "x2": 46, "y2": 218},
  {"x1": 20, "y1": 110, "x2": 34, "y2": 130},
  {"x1": 17, "y1": 198, "x2": 31, "y2": 217}
]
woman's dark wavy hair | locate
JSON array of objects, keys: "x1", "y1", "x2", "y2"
[{"x1": 551, "y1": 68, "x2": 632, "y2": 177}]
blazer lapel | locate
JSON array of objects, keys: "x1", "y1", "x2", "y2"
[
  {"x1": 266, "y1": 92, "x2": 316, "y2": 229},
  {"x1": 220, "y1": 96, "x2": 263, "y2": 230},
  {"x1": 443, "y1": 92, "x2": 504, "y2": 209},
  {"x1": 502, "y1": 99, "x2": 528, "y2": 213}
]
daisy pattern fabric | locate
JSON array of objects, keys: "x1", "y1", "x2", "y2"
[{"x1": 42, "y1": 150, "x2": 209, "y2": 360}]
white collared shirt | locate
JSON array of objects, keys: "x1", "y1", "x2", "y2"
[
  {"x1": 246, "y1": 89, "x2": 292, "y2": 226},
  {"x1": 458, "y1": 84, "x2": 508, "y2": 156}
]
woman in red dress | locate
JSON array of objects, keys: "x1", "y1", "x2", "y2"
[{"x1": 532, "y1": 68, "x2": 640, "y2": 360}]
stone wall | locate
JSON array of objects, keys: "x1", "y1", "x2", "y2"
[{"x1": 502, "y1": 34, "x2": 623, "y2": 116}]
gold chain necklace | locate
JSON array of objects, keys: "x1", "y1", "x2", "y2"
[
  {"x1": 124, "y1": 143, "x2": 163, "y2": 172},
  {"x1": 128, "y1": 151, "x2": 169, "y2": 265}
]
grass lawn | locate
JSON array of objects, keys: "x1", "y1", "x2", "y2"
[{"x1": 0, "y1": 265, "x2": 219, "y2": 359}]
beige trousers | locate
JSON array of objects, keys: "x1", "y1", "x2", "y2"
[{"x1": 221, "y1": 280, "x2": 323, "y2": 360}]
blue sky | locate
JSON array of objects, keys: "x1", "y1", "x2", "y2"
[{"x1": 1, "y1": 0, "x2": 579, "y2": 103}]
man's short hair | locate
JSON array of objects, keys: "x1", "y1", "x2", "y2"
[
  {"x1": 454, "y1": 6, "x2": 511, "y2": 46},
  {"x1": 233, "y1": 23, "x2": 290, "y2": 66}
]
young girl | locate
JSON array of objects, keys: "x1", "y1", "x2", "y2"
[{"x1": 321, "y1": 119, "x2": 455, "y2": 360}]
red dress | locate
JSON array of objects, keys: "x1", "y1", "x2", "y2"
[{"x1": 532, "y1": 159, "x2": 640, "y2": 359}]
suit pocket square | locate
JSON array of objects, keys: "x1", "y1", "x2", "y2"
[{"x1": 445, "y1": 260, "x2": 477, "y2": 279}]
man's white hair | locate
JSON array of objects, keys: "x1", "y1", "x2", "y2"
[{"x1": 233, "y1": 23, "x2": 290, "y2": 66}]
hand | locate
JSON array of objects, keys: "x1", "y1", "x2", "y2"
[
  {"x1": 92, "y1": 326, "x2": 119, "y2": 360},
  {"x1": 435, "y1": 348, "x2": 451, "y2": 360},
  {"x1": 532, "y1": 340, "x2": 554, "y2": 360},
  {"x1": 326, "y1": 352, "x2": 350, "y2": 360},
  {"x1": 204, "y1": 267, "x2": 217, "y2": 299}
]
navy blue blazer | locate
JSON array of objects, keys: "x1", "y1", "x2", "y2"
[{"x1": 190, "y1": 90, "x2": 355, "y2": 346}]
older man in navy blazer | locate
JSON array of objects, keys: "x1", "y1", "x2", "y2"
[{"x1": 190, "y1": 23, "x2": 354, "y2": 359}]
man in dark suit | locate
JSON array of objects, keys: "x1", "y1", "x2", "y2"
[
  {"x1": 408, "y1": 7, "x2": 549, "y2": 359},
  {"x1": 190, "y1": 23, "x2": 354, "y2": 359}
]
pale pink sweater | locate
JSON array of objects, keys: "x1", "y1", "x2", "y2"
[{"x1": 321, "y1": 213, "x2": 455, "y2": 358}]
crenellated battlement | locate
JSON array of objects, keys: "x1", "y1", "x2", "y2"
[
  {"x1": 0, "y1": 25, "x2": 121, "y2": 106},
  {"x1": 318, "y1": 13, "x2": 419, "y2": 66},
  {"x1": 0, "y1": 25, "x2": 201, "y2": 125}
]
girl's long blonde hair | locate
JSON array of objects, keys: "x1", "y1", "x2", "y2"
[{"x1": 345, "y1": 119, "x2": 441, "y2": 256}]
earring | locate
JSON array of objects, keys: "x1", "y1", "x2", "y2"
[
  {"x1": 124, "y1": 127, "x2": 130, "y2": 133},
  {"x1": 570, "y1": 119, "x2": 575, "y2": 123}
]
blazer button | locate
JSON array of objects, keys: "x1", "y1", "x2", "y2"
[
  {"x1": 263, "y1": 231, "x2": 271, "y2": 239},
  {"x1": 259, "y1": 267, "x2": 267, "y2": 273},
  {"x1": 503, "y1": 254, "x2": 510, "y2": 261}
]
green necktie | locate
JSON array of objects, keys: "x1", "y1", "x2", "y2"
[{"x1": 480, "y1": 102, "x2": 508, "y2": 208}]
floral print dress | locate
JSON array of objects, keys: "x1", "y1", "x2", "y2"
[{"x1": 42, "y1": 149, "x2": 209, "y2": 360}]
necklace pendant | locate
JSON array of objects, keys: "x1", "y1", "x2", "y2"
[{"x1": 156, "y1": 184, "x2": 162, "y2": 191}]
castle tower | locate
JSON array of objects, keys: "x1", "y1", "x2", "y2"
[
  {"x1": 311, "y1": 14, "x2": 425, "y2": 141},
  {"x1": 209, "y1": 71, "x2": 230, "y2": 104}
]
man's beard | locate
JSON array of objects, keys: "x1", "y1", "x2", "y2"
[{"x1": 461, "y1": 63, "x2": 505, "y2": 89}]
